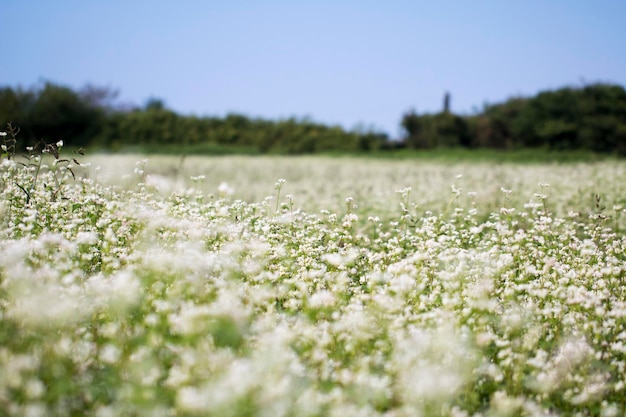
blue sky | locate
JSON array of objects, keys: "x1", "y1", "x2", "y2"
[{"x1": 2, "y1": 1, "x2": 625, "y2": 138}]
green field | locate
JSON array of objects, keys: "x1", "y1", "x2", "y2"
[
  {"x1": 91, "y1": 144, "x2": 619, "y2": 164},
  {"x1": 1, "y1": 153, "x2": 626, "y2": 416}
]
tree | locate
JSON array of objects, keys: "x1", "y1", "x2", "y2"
[
  {"x1": 401, "y1": 110, "x2": 428, "y2": 148},
  {"x1": 401, "y1": 110, "x2": 469, "y2": 148},
  {"x1": 79, "y1": 84, "x2": 120, "y2": 112},
  {"x1": 29, "y1": 82, "x2": 103, "y2": 146},
  {"x1": 145, "y1": 97, "x2": 166, "y2": 111}
]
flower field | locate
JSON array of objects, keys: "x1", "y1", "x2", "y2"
[{"x1": 1, "y1": 150, "x2": 626, "y2": 416}]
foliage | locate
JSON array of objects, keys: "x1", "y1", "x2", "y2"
[
  {"x1": 402, "y1": 110, "x2": 470, "y2": 149},
  {"x1": 469, "y1": 84, "x2": 626, "y2": 153},
  {"x1": 0, "y1": 82, "x2": 388, "y2": 155},
  {"x1": 1, "y1": 80, "x2": 626, "y2": 155},
  {"x1": 0, "y1": 82, "x2": 104, "y2": 148},
  {"x1": 401, "y1": 84, "x2": 626, "y2": 153}
]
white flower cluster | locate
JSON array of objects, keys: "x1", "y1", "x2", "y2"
[{"x1": 0, "y1": 155, "x2": 625, "y2": 416}]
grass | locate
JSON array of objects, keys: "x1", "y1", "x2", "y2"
[
  {"x1": 77, "y1": 142, "x2": 620, "y2": 164},
  {"x1": 1, "y1": 143, "x2": 626, "y2": 416},
  {"x1": 349, "y1": 147, "x2": 618, "y2": 163},
  {"x1": 87, "y1": 142, "x2": 263, "y2": 156}
]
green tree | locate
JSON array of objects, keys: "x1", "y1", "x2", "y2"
[
  {"x1": 401, "y1": 110, "x2": 469, "y2": 149},
  {"x1": 28, "y1": 82, "x2": 103, "y2": 147}
]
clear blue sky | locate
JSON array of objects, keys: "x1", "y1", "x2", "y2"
[{"x1": 2, "y1": 1, "x2": 625, "y2": 138}]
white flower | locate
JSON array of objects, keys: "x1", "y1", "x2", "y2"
[
  {"x1": 76, "y1": 231, "x2": 99, "y2": 245},
  {"x1": 274, "y1": 178, "x2": 286, "y2": 189},
  {"x1": 100, "y1": 344, "x2": 121, "y2": 364},
  {"x1": 25, "y1": 379, "x2": 45, "y2": 399},
  {"x1": 218, "y1": 182, "x2": 234, "y2": 196},
  {"x1": 308, "y1": 290, "x2": 336, "y2": 308}
]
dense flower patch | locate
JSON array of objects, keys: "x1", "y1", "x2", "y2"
[{"x1": 1, "y1": 153, "x2": 625, "y2": 416}]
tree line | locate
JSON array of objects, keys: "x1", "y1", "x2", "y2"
[
  {"x1": 1, "y1": 81, "x2": 626, "y2": 154},
  {"x1": 402, "y1": 83, "x2": 626, "y2": 154},
  {"x1": 0, "y1": 82, "x2": 388, "y2": 154}
]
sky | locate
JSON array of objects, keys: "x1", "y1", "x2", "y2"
[{"x1": 2, "y1": 1, "x2": 626, "y2": 138}]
